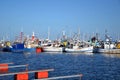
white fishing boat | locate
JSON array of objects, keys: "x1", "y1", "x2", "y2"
[
  {"x1": 93, "y1": 48, "x2": 120, "y2": 53},
  {"x1": 93, "y1": 34, "x2": 119, "y2": 53},
  {"x1": 42, "y1": 46, "x2": 65, "y2": 52},
  {"x1": 41, "y1": 27, "x2": 65, "y2": 52},
  {"x1": 42, "y1": 41, "x2": 65, "y2": 52},
  {"x1": 93, "y1": 43, "x2": 120, "y2": 53},
  {"x1": 65, "y1": 45, "x2": 93, "y2": 53}
]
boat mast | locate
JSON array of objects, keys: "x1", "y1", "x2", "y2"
[
  {"x1": 32, "y1": 32, "x2": 35, "y2": 41},
  {"x1": 20, "y1": 27, "x2": 23, "y2": 43},
  {"x1": 48, "y1": 27, "x2": 50, "y2": 40},
  {"x1": 78, "y1": 27, "x2": 80, "y2": 41},
  {"x1": 62, "y1": 30, "x2": 66, "y2": 40}
]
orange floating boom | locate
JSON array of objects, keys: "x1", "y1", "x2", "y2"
[
  {"x1": 0, "y1": 64, "x2": 9, "y2": 72},
  {"x1": 33, "y1": 74, "x2": 83, "y2": 80},
  {"x1": 0, "y1": 64, "x2": 28, "y2": 69},
  {"x1": 0, "y1": 69, "x2": 54, "y2": 76},
  {"x1": 35, "y1": 71, "x2": 48, "y2": 79},
  {"x1": 14, "y1": 73, "x2": 29, "y2": 80}
]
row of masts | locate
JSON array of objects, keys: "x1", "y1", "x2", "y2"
[{"x1": 0, "y1": 28, "x2": 120, "y2": 43}]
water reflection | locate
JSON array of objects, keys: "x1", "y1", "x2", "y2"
[
  {"x1": 83, "y1": 53, "x2": 93, "y2": 56},
  {"x1": 102, "y1": 53, "x2": 120, "y2": 58},
  {"x1": 66, "y1": 52, "x2": 93, "y2": 56}
]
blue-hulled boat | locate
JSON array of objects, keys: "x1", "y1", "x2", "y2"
[{"x1": 11, "y1": 43, "x2": 25, "y2": 52}]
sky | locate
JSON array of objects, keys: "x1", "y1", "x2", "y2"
[{"x1": 0, "y1": 0, "x2": 120, "y2": 40}]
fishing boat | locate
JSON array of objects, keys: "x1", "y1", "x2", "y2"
[
  {"x1": 65, "y1": 45, "x2": 93, "y2": 53},
  {"x1": 11, "y1": 43, "x2": 25, "y2": 52},
  {"x1": 1, "y1": 41, "x2": 12, "y2": 52},
  {"x1": 93, "y1": 31, "x2": 120, "y2": 53},
  {"x1": 42, "y1": 46, "x2": 65, "y2": 52},
  {"x1": 63, "y1": 38, "x2": 94, "y2": 53},
  {"x1": 93, "y1": 40, "x2": 120, "y2": 53},
  {"x1": 42, "y1": 43, "x2": 65, "y2": 52}
]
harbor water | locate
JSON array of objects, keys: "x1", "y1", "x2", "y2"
[{"x1": 0, "y1": 52, "x2": 120, "y2": 80}]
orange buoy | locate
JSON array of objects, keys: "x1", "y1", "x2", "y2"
[
  {"x1": 14, "y1": 73, "x2": 28, "y2": 80},
  {"x1": 0, "y1": 64, "x2": 8, "y2": 73},
  {"x1": 36, "y1": 47, "x2": 42, "y2": 53},
  {"x1": 35, "y1": 71, "x2": 48, "y2": 79}
]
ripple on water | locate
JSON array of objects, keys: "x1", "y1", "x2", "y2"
[{"x1": 0, "y1": 52, "x2": 120, "y2": 80}]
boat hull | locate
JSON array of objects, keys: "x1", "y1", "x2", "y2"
[
  {"x1": 11, "y1": 48, "x2": 36, "y2": 53},
  {"x1": 65, "y1": 46, "x2": 93, "y2": 53},
  {"x1": 93, "y1": 48, "x2": 120, "y2": 54},
  {"x1": 42, "y1": 47, "x2": 65, "y2": 52}
]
